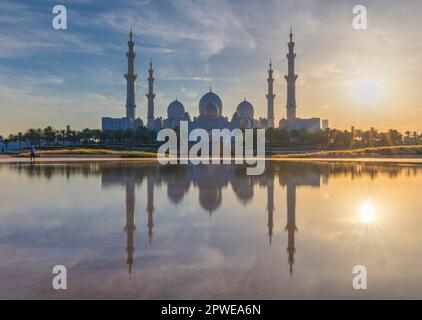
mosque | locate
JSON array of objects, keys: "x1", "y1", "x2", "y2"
[{"x1": 102, "y1": 28, "x2": 327, "y2": 133}]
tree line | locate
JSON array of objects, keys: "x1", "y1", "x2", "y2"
[
  {"x1": 265, "y1": 127, "x2": 421, "y2": 148},
  {"x1": 0, "y1": 126, "x2": 157, "y2": 150},
  {"x1": 0, "y1": 126, "x2": 421, "y2": 151}
]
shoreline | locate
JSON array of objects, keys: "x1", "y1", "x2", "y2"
[{"x1": 1, "y1": 155, "x2": 422, "y2": 165}]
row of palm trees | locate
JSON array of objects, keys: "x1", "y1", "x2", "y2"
[
  {"x1": 1, "y1": 126, "x2": 421, "y2": 151},
  {"x1": 0, "y1": 126, "x2": 157, "y2": 150},
  {"x1": 265, "y1": 127, "x2": 421, "y2": 148}
]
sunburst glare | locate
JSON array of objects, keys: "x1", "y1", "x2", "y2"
[
  {"x1": 354, "y1": 79, "x2": 381, "y2": 105},
  {"x1": 361, "y1": 199, "x2": 376, "y2": 223}
]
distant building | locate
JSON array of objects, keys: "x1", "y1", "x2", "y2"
[
  {"x1": 322, "y1": 119, "x2": 329, "y2": 130},
  {"x1": 102, "y1": 28, "x2": 143, "y2": 131},
  {"x1": 279, "y1": 28, "x2": 326, "y2": 133}
]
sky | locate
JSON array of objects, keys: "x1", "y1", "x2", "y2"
[{"x1": 0, "y1": 0, "x2": 422, "y2": 136}]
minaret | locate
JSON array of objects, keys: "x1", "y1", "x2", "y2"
[
  {"x1": 285, "y1": 27, "x2": 298, "y2": 122},
  {"x1": 267, "y1": 176, "x2": 275, "y2": 244},
  {"x1": 125, "y1": 27, "x2": 137, "y2": 127},
  {"x1": 124, "y1": 180, "x2": 136, "y2": 277},
  {"x1": 266, "y1": 60, "x2": 275, "y2": 128},
  {"x1": 146, "y1": 61, "x2": 155, "y2": 129},
  {"x1": 285, "y1": 179, "x2": 297, "y2": 276},
  {"x1": 146, "y1": 175, "x2": 154, "y2": 244}
]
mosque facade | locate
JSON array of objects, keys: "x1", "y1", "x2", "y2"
[{"x1": 101, "y1": 29, "x2": 327, "y2": 133}]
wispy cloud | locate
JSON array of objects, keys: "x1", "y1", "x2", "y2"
[
  {"x1": 95, "y1": 0, "x2": 256, "y2": 60},
  {"x1": 0, "y1": 1, "x2": 107, "y2": 58}
]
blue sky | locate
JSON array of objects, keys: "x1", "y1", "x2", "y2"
[{"x1": 1, "y1": 0, "x2": 422, "y2": 135}]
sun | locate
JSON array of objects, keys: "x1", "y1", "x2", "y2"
[
  {"x1": 360, "y1": 199, "x2": 376, "y2": 223},
  {"x1": 354, "y1": 79, "x2": 381, "y2": 104}
]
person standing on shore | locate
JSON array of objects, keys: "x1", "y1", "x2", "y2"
[{"x1": 30, "y1": 146, "x2": 36, "y2": 161}]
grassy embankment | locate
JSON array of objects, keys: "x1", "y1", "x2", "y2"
[
  {"x1": 14, "y1": 145, "x2": 422, "y2": 159},
  {"x1": 16, "y1": 148, "x2": 157, "y2": 158},
  {"x1": 272, "y1": 145, "x2": 422, "y2": 158}
]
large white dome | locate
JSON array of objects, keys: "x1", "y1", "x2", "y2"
[
  {"x1": 236, "y1": 99, "x2": 254, "y2": 119},
  {"x1": 199, "y1": 90, "x2": 222, "y2": 116},
  {"x1": 167, "y1": 100, "x2": 185, "y2": 119}
]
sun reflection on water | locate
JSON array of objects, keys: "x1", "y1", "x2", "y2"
[{"x1": 361, "y1": 199, "x2": 376, "y2": 223}]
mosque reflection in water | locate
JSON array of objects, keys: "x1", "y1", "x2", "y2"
[
  {"x1": 100, "y1": 163, "x2": 308, "y2": 277},
  {"x1": 12, "y1": 161, "x2": 421, "y2": 280},
  {"x1": 98, "y1": 161, "x2": 413, "y2": 277}
]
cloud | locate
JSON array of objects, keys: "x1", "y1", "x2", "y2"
[
  {"x1": 95, "y1": 0, "x2": 256, "y2": 60},
  {"x1": 181, "y1": 86, "x2": 198, "y2": 98},
  {"x1": 0, "y1": 1, "x2": 107, "y2": 58}
]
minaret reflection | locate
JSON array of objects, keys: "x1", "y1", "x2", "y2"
[
  {"x1": 278, "y1": 163, "x2": 322, "y2": 276},
  {"x1": 146, "y1": 174, "x2": 154, "y2": 244},
  {"x1": 124, "y1": 179, "x2": 136, "y2": 277},
  {"x1": 101, "y1": 164, "x2": 149, "y2": 277},
  {"x1": 285, "y1": 178, "x2": 297, "y2": 276},
  {"x1": 267, "y1": 176, "x2": 274, "y2": 245}
]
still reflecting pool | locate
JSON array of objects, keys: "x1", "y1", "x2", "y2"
[{"x1": 0, "y1": 161, "x2": 421, "y2": 299}]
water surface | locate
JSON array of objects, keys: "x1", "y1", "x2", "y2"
[{"x1": 0, "y1": 161, "x2": 421, "y2": 299}]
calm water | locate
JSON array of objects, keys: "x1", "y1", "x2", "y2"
[{"x1": 0, "y1": 160, "x2": 421, "y2": 299}]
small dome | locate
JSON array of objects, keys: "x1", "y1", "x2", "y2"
[
  {"x1": 204, "y1": 102, "x2": 219, "y2": 117},
  {"x1": 184, "y1": 112, "x2": 191, "y2": 122},
  {"x1": 260, "y1": 118, "x2": 269, "y2": 128},
  {"x1": 134, "y1": 118, "x2": 143, "y2": 128},
  {"x1": 231, "y1": 178, "x2": 254, "y2": 204},
  {"x1": 236, "y1": 99, "x2": 254, "y2": 119},
  {"x1": 167, "y1": 100, "x2": 185, "y2": 119},
  {"x1": 199, "y1": 90, "x2": 222, "y2": 116},
  {"x1": 239, "y1": 118, "x2": 252, "y2": 129},
  {"x1": 199, "y1": 188, "x2": 222, "y2": 213},
  {"x1": 153, "y1": 118, "x2": 163, "y2": 130}
]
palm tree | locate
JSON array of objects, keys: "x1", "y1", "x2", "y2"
[
  {"x1": 43, "y1": 126, "x2": 57, "y2": 145},
  {"x1": 405, "y1": 130, "x2": 411, "y2": 144},
  {"x1": 81, "y1": 128, "x2": 92, "y2": 144},
  {"x1": 114, "y1": 130, "x2": 124, "y2": 143},
  {"x1": 92, "y1": 129, "x2": 102, "y2": 143},
  {"x1": 60, "y1": 130, "x2": 66, "y2": 146},
  {"x1": 25, "y1": 129, "x2": 34, "y2": 146},
  {"x1": 17, "y1": 132, "x2": 23, "y2": 150},
  {"x1": 35, "y1": 128, "x2": 43, "y2": 146},
  {"x1": 413, "y1": 131, "x2": 418, "y2": 144},
  {"x1": 65, "y1": 130, "x2": 72, "y2": 145},
  {"x1": 7, "y1": 134, "x2": 16, "y2": 149},
  {"x1": 70, "y1": 131, "x2": 78, "y2": 146},
  {"x1": 103, "y1": 130, "x2": 114, "y2": 144},
  {"x1": 3, "y1": 138, "x2": 10, "y2": 151}
]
